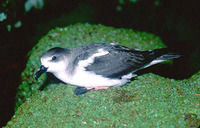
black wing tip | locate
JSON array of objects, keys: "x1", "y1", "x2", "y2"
[
  {"x1": 74, "y1": 87, "x2": 94, "y2": 95},
  {"x1": 170, "y1": 54, "x2": 181, "y2": 59},
  {"x1": 152, "y1": 48, "x2": 181, "y2": 59},
  {"x1": 157, "y1": 54, "x2": 181, "y2": 61}
]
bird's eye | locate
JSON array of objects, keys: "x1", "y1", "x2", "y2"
[{"x1": 52, "y1": 56, "x2": 57, "y2": 61}]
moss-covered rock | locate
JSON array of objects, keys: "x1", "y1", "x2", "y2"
[
  {"x1": 10, "y1": 23, "x2": 199, "y2": 127},
  {"x1": 7, "y1": 73, "x2": 200, "y2": 127},
  {"x1": 15, "y1": 23, "x2": 166, "y2": 109}
]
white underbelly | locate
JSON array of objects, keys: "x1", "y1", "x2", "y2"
[
  {"x1": 55, "y1": 70, "x2": 129, "y2": 87},
  {"x1": 69, "y1": 70, "x2": 128, "y2": 87}
]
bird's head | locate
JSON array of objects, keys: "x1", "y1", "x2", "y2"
[{"x1": 35, "y1": 47, "x2": 70, "y2": 80}]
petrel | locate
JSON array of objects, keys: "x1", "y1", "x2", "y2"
[{"x1": 35, "y1": 43, "x2": 180, "y2": 95}]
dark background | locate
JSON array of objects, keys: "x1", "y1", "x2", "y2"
[{"x1": 0, "y1": 0, "x2": 200, "y2": 126}]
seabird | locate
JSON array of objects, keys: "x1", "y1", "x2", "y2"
[{"x1": 35, "y1": 43, "x2": 180, "y2": 95}]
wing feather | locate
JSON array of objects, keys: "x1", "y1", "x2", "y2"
[
  {"x1": 71, "y1": 43, "x2": 179, "y2": 79},
  {"x1": 85, "y1": 48, "x2": 153, "y2": 79}
]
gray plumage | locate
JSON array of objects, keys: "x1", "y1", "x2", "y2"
[
  {"x1": 71, "y1": 43, "x2": 178, "y2": 78},
  {"x1": 35, "y1": 43, "x2": 180, "y2": 95}
]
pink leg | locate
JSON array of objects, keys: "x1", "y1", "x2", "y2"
[{"x1": 86, "y1": 87, "x2": 109, "y2": 91}]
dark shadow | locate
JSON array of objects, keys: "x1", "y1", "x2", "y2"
[{"x1": 136, "y1": 53, "x2": 199, "y2": 80}]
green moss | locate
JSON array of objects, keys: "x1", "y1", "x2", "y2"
[{"x1": 9, "y1": 23, "x2": 199, "y2": 127}]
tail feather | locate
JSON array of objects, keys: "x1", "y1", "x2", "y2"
[
  {"x1": 136, "y1": 48, "x2": 180, "y2": 62},
  {"x1": 152, "y1": 48, "x2": 180, "y2": 60},
  {"x1": 142, "y1": 48, "x2": 180, "y2": 68},
  {"x1": 156, "y1": 54, "x2": 181, "y2": 61}
]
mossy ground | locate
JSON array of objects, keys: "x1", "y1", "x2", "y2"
[
  {"x1": 15, "y1": 23, "x2": 166, "y2": 109},
  {"x1": 8, "y1": 23, "x2": 200, "y2": 127}
]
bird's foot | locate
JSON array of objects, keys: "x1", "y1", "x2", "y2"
[
  {"x1": 86, "y1": 86, "x2": 109, "y2": 90},
  {"x1": 74, "y1": 86, "x2": 109, "y2": 95}
]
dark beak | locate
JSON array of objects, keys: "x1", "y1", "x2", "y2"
[{"x1": 35, "y1": 65, "x2": 48, "y2": 80}]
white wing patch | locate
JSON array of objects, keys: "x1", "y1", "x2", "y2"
[{"x1": 78, "y1": 48, "x2": 109, "y2": 67}]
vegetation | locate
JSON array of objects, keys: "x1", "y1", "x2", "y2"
[{"x1": 7, "y1": 24, "x2": 199, "y2": 127}]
